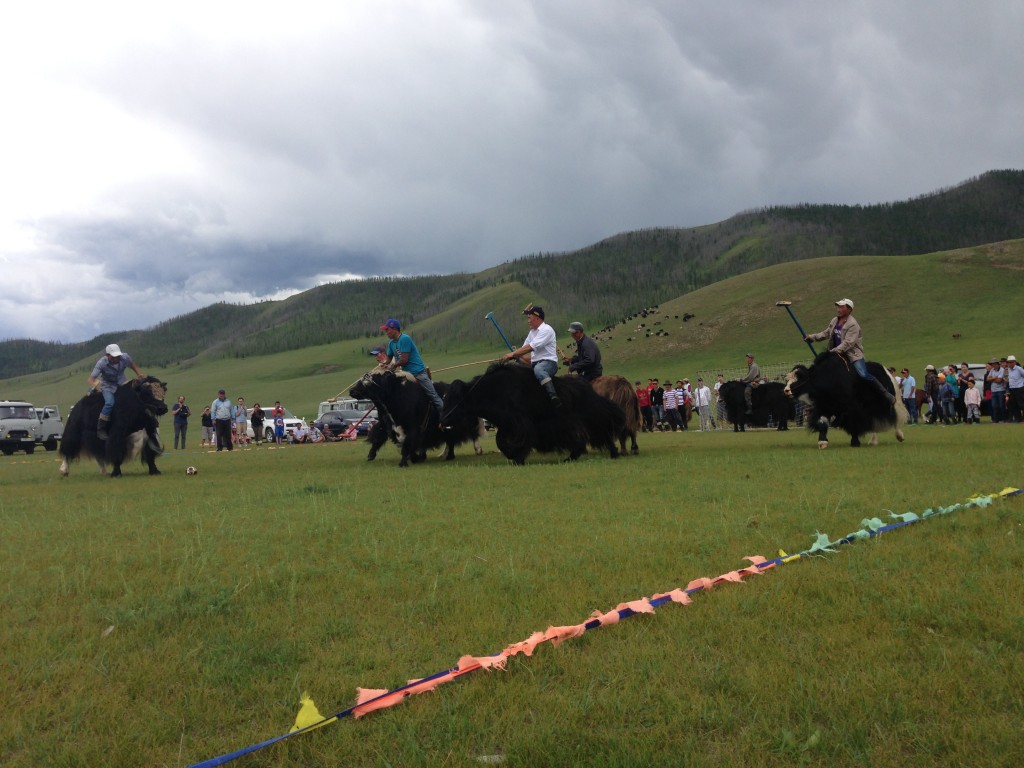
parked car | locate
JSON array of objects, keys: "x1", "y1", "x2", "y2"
[{"x1": 313, "y1": 408, "x2": 378, "y2": 438}]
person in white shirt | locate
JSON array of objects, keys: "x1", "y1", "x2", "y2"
[
  {"x1": 693, "y1": 377, "x2": 715, "y2": 432},
  {"x1": 503, "y1": 303, "x2": 561, "y2": 407}
]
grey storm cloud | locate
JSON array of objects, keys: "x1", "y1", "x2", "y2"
[{"x1": 1, "y1": 0, "x2": 1023, "y2": 342}]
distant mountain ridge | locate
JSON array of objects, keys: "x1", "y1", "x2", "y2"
[{"x1": 3, "y1": 169, "x2": 1023, "y2": 378}]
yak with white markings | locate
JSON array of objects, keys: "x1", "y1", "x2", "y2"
[
  {"x1": 350, "y1": 370, "x2": 483, "y2": 467},
  {"x1": 785, "y1": 352, "x2": 906, "y2": 448},
  {"x1": 59, "y1": 376, "x2": 169, "y2": 477}
]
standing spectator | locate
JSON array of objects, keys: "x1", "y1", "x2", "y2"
[
  {"x1": 900, "y1": 369, "x2": 918, "y2": 425},
  {"x1": 963, "y1": 378, "x2": 982, "y2": 424},
  {"x1": 1007, "y1": 355, "x2": 1024, "y2": 422},
  {"x1": 924, "y1": 365, "x2": 941, "y2": 424},
  {"x1": 714, "y1": 373, "x2": 726, "y2": 428},
  {"x1": 561, "y1": 321, "x2": 603, "y2": 381},
  {"x1": 234, "y1": 397, "x2": 249, "y2": 446},
  {"x1": 250, "y1": 403, "x2": 265, "y2": 445},
  {"x1": 944, "y1": 365, "x2": 961, "y2": 422},
  {"x1": 693, "y1": 377, "x2": 714, "y2": 432},
  {"x1": 635, "y1": 381, "x2": 654, "y2": 432},
  {"x1": 200, "y1": 406, "x2": 213, "y2": 447},
  {"x1": 740, "y1": 353, "x2": 761, "y2": 414},
  {"x1": 211, "y1": 389, "x2": 234, "y2": 451},
  {"x1": 272, "y1": 401, "x2": 286, "y2": 444},
  {"x1": 939, "y1": 375, "x2": 956, "y2": 425},
  {"x1": 650, "y1": 379, "x2": 665, "y2": 430},
  {"x1": 663, "y1": 380, "x2": 684, "y2": 431},
  {"x1": 987, "y1": 358, "x2": 1007, "y2": 423},
  {"x1": 674, "y1": 380, "x2": 690, "y2": 431},
  {"x1": 172, "y1": 395, "x2": 191, "y2": 449},
  {"x1": 955, "y1": 363, "x2": 972, "y2": 423}
]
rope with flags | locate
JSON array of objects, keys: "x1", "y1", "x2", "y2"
[{"x1": 186, "y1": 487, "x2": 1022, "y2": 767}]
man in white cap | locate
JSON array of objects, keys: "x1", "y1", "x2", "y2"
[
  {"x1": 804, "y1": 298, "x2": 895, "y2": 405},
  {"x1": 87, "y1": 343, "x2": 146, "y2": 440}
]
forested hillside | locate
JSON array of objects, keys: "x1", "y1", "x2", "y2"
[{"x1": 3, "y1": 170, "x2": 1023, "y2": 378}]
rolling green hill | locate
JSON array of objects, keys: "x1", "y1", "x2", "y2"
[
  {"x1": 2, "y1": 169, "x2": 1023, "y2": 381},
  {"x1": 3, "y1": 240, "x2": 1020, "y2": 421}
]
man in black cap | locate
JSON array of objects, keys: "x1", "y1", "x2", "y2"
[
  {"x1": 561, "y1": 321, "x2": 603, "y2": 381},
  {"x1": 504, "y1": 304, "x2": 560, "y2": 405}
]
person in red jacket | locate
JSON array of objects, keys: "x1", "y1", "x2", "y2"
[{"x1": 635, "y1": 380, "x2": 654, "y2": 432}]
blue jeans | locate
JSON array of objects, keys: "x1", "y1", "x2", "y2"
[
  {"x1": 903, "y1": 397, "x2": 918, "y2": 423},
  {"x1": 101, "y1": 389, "x2": 115, "y2": 418},
  {"x1": 990, "y1": 390, "x2": 1007, "y2": 422},
  {"x1": 851, "y1": 359, "x2": 876, "y2": 382},
  {"x1": 414, "y1": 371, "x2": 445, "y2": 415},
  {"x1": 531, "y1": 359, "x2": 558, "y2": 384}
]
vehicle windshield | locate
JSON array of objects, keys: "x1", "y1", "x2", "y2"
[{"x1": 1, "y1": 405, "x2": 34, "y2": 419}]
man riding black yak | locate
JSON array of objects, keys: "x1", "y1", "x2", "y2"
[{"x1": 803, "y1": 298, "x2": 895, "y2": 406}]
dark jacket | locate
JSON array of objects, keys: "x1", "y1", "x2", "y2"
[{"x1": 567, "y1": 335, "x2": 603, "y2": 381}]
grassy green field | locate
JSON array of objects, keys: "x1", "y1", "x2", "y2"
[{"x1": 3, "y1": 422, "x2": 1022, "y2": 767}]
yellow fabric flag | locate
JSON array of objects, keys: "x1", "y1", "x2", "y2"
[{"x1": 290, "y1": 692, "x2": 336, "y2": 733}]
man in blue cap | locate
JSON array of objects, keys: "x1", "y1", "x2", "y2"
[
  {"x1": 503, "y1": 303, "x2": 561, "y2": 406},
  {"x1": 380, "y1": 318, "x2": 446, "y2": 416}
]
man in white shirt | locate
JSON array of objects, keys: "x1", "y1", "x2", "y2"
[
  {"x1": 693, "y1": 377, "x2": 715, "y2": 432},
  {"x1": 504, "y1": 304, "x2": 561, "y2": 407}
]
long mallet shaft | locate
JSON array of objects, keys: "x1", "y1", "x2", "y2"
[
  {"x1": 484, "y1": 311, "x2": 515, "y2": 352},
  {"x1": 776, "y1": 301, "x2": 818, "y2": 356}
]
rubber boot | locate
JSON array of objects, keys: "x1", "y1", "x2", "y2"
[
  {"x1": 541, "y1": 377, "x2": 561, "y2": 408},
  {"x1": 97, "y1": 414, "x2": 110, "y2": 440},
  {"x1": 872, "y1": 378, "x2": 895, "y2": 405}
]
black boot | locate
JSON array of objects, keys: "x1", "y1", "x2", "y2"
[
  {"x1": 541, "y1": 378, "x2": 561, "y2": 408},
  {"x1": 97, "y1": 415, "x2": 110, "y2": 440},
  {"x1": 872, "y1": 378, "x2": 895, "y2": 405}
]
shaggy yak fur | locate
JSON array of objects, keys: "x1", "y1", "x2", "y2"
[
  {"x1": 785, "y1": 352, "x2": 907, "y2": 448},
  {"x1": 717, "y1": 381, "x2": 795, "y2": 432},
  {"x1": 590, "y1": 374, "x2": 641, "y2": 454},
  {"x1": 59, "y1": 376, "x2": 169, "y2": 477},
  {"x1": 442, "y1": 362, "x2": 626, "y2": 465},
  {"x1": 350, "y1": 370, "x2": 483, "y2": 467}
]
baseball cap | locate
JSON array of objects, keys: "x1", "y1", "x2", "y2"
[
  {"x1": 218, "y1": 389, "x2": 226, "y2": 394},
  {"x1": 567, "y1": 321, "x2": 584, "y2": 333},
  {"x1": 835, "y1": 298, "x2": 854, "y2": 308},
  {"x1": 380, "y1": 318, "x2": 401, "y2": 331},
  {"x1": 369, "y1": 346, "x2": 385, "y2": 356},
  {"x1": 105, "y1": 343, "x2": 123, "y2": 357}
]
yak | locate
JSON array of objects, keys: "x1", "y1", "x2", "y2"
[
  {"x1": 442, "y1": 362, "x2": 625, "y2": 465},
  {"x1": 590, "y1": 374, "x2": 641, "y2": 454},
  {"x1": 350, "y1": 370, "x2": 483, "y2": 467},
  {"x1": 717, "y1": 381, "x2": 795, "y2": 432},
  {"x1": 59, "y1": 376, "x2": 169, "y2": 477},
  {"x1": 785, "y1": 352, "x2": 907, "y2": 448}
]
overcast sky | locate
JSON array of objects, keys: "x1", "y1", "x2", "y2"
[{"x1": 2, "y1": 1, "x2": 1022, "y2": 344}]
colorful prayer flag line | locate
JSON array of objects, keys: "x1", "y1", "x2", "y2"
[{"x1": 187, "y1": 487, "x2": 1021, "y2": 768}]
